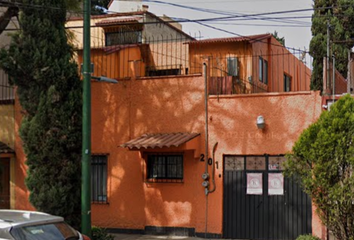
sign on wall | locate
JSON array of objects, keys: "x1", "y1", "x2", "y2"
[
  {"x1": 268, "y1": 173, "x2": 284, "y2": 195},
  {"x1": 247, "y1": 173, "x2": 263, "y2": 195}
]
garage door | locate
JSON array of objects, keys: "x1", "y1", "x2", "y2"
[{"x1": 223, "y1": 155, "x2": 312, "y2": 240}]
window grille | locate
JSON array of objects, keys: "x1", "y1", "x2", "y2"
[
  {"x1": 91, "y1": 155, "x2": 108, "y2": 203},
  {"x1": 105, "y1": 30, "x2": 142, "y2": 46},
  {"x1": 147, "y1": 154, "x2": 183, "y2": 180}
]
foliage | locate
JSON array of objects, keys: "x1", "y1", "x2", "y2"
[
  {"x1": 0, "y1": 0, "x2": 82, "y2": 228},
  {"x1": 91, "y1": 226, "x2": 114, "y2": 240},
  {"x1": 91, "y1": 0, "x2": 111, "y2": 15},
  {"x1": 284, "y1": 94, "x2": 354, "y2": 240},
  {"x1": 272, "y1": 31, "x2": 285, "y2": 46},
  {"x1": 296, "y1": 234, "x2": 321, "y2": 240},
  {"x1": 309, "y1": 0, "x2": 354, "y2": 91},
  {"x1": 0, "y1": 0, "x2": 82, "y2": 35}
]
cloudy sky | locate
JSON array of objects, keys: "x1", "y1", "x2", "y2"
[{"x1": 142, "y1": 0, "x2": 313, "y2": 52}]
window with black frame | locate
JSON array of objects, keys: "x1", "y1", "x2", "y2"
[
  {"x1": 147, "y1": 154, "x2": 183, "y2": 181},
  {"x1": 91, "y1": 155, "x2": 108, "y2": 203},
  {"x1": 284, "y1": 73, "x2": 292, "y2": 92},
  {"x1": 259, "y1": 57, "x2": 268, "y2": 84}
]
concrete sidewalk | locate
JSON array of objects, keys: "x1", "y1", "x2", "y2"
[{"x1": 111, "y1": 233, "x2": 205, "y2": 240}]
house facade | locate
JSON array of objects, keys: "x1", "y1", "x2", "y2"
[
  {"x1": 0, "y1": 9, "x2": 17, "y2": 210},
  {"x1": 85, "y1": 71, "x2": 323, "y2": 239},
  {"x1": 188, "y1": 34, "x2": 311, "y2": 94},
  {"x1": 3, "y1": 4, "x2": 334, "y2": 239},
  {"x1": 66, "y1": 9, "x2": 193, "y2": 79}
]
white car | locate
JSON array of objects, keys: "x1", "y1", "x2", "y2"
[{"x1": 0, "y1": 210, "x2": 90, "y2": 240}]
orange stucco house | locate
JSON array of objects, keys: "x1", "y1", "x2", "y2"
[
  {"x1": 188, "y1": 34, "x2": 311, "y2": 94},
  {"x1": 6, "y1": 7, "x2": 334, "y2": 240},
  {"x1": 86, "y1": 72, "x2": 323, "y2": 239}
]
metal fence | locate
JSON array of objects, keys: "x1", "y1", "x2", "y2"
[
  {"x1": 0, "y1": 70, "x2": 14, "y2": 104},
  {"x1": 70, "y1": 25, "x2": 312, "y2": 95}
]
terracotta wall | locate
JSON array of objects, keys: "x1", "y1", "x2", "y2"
[
  {"x1": 0, "y1": 105, "x2": 14, "y2": 149},
  {"x1": 11, "y1": 68, "x2": 322, "y2": 236},
  {"x1": 89, "y1": 72, "x2": 322, "y2": 235},
  {"x1": 252, "y1": 37, "x2": 311, "y2": 92},
  {"x1": 14, "y1": 96, "x2": 34, "y2": 210},
  {"x1": 189, "y1": 37, "x2": 311, "y2": 94}
]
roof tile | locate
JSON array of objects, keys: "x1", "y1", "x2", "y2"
[
  {"x1": 121, "y1": 132, "x2": 200, "y2": 150},
  {"x1": 0, "y1": 142, "x2": 14, "y2": 154},
  {"x1": 186, "y1": 33, "x2": 272, "y2": 45}
]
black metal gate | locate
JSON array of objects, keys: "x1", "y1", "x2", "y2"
[{"x1": 223, "y1": 155, "x2": 312, "y2": 240}]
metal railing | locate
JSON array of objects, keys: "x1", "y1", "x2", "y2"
[{"x1": 0, "y1": 70, "x2": 14, "y2": 105}]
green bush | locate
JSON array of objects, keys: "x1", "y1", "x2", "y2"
[
  {"x1": 91, "y1": 226, "x2": 114, "y2": 240},
  {"x1": 296, "y1": 234, "x2": 321, "y2": 240}
]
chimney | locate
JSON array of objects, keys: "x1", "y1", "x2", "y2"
[{"x1": 143, "y1": 5, "x2": 149, "y2": 12}]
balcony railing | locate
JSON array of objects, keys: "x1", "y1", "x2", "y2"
[{"x1": 209, "y1": 76, "x2": 267, "y2": 95}]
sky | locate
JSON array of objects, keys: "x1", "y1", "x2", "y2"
[{"x1": 141, "y1": 0, "x2": 313, "y2": 60}]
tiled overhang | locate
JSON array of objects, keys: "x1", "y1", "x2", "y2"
[
  {"x1": 0, "y1": 141, "x2": 14, "y2": 154},
  {"x1": 120, "y1": 132, "x2": 200, "y2": 150}
]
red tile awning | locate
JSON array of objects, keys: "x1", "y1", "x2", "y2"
[
  {"x1": 0, "y1": 142, "x2": 14, "y2": 154},
  {"x1": 120, "y1": 132, "x2": 200, "y2": 150},
  {"x1": 95, "y1": 16, "x2": 143, "y2": 27},
  {"x1": 186, "y1": 33, "x2": 271, "y2": 45}
]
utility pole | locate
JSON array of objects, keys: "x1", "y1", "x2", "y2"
[
  {"x1": 327, "y1": 21, "x2": 330, "y2": 92},
  {"x1": 348, "y1": 49, "x2": 352, "y2": 94},
  {"x1": 82, "y1": 0, "x2": 91, "y2": 237},
  {"x1": 332, "y1": 55, "x2": 335, "y2": 103}
]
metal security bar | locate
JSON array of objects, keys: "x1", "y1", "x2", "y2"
[
  {"x1": 147, "y1": 154, "x2": 183, "y2": 180},
  {"x1": 0, "y1": 70, "x2": 14, "y2": 104},
  {"x1": 91, "y1": 155, "x2": 108, "y2": 203}
]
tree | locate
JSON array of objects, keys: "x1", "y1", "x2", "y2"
[
  {"x1": 0, "y1": 0, "x2": 82, "y2": 227},
  {"x1": 309, "y1": 0, "x2": 354, "y2": 92},
  {"x1": 272, "y1": 31, "x2": 285, "y2": 46},
  {"x1": 285, "y1": 94, "x2": 354, "y2": 240},
  {"x1": 0, "y1": 0, "x2": 110, "y2": 34}
]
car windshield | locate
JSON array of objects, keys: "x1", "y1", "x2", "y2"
[{"x1": 10, "y1": 222, "x2": 79, "y2": 240}]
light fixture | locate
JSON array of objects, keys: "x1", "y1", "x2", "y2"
[{"x1": 256, "y1": 115, "x2": 265, "y2": 129}]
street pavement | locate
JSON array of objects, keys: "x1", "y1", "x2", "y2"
[{"x1": 111, "y1": 233, "x2": 205, "y2": 240}]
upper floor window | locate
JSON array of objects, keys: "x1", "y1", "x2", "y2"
[
  {"x1": 259, "y1": 57, "x2": 268, "y2": 84},
  {"x1": 147, "y1": 154, "x2": 183, "y2": 180},
  {"x1": 91, "y1": 154, "x2": 108, "y2": 203},
  {"x1": 227, "y1": 57, "x2": 238, "y2": 77},
  {"x1": 106, "y1": 30, "x2": 142, "y2": 46},
  {"x1": 284, "y1": 73, "x2": 292, "y2": 92}
]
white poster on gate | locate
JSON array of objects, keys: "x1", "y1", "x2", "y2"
[
  {"x1": 246, "y1": 173, "x2": 263, "y2": 195},
  {"x1": 268, "y1": 173, "x2": 284, "y2": 195}
]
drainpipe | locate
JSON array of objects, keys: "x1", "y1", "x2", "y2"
[
  {"x1": 203, "y1": 62, "x2": 209, "y2": 193},
  {"x1": 208, "y1": 142, "x2": 218, "y2": 193},
  {"x1": 203, "y1": 62, "x2": 209, "y2": 238}
]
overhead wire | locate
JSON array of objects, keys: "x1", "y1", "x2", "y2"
[{"x1": 2, "y1": 1, "x2": 352, "y2": 56}]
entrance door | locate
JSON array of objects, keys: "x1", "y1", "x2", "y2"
[
  {"x1": 223, "y1": 155, "x2": 312, "y2": 240},
  {"x1": 0, "y1": 158, "x2": 10, "y2": 209}
]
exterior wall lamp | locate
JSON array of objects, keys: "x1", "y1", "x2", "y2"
[
  {"x1": 256, "y1": 115, "x2": 265, "y2": 129},
  {"x1": 91, "y1": 76, "x2": 118, "y2": 84}
]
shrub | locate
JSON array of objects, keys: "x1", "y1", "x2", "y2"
[
  {"x1": 296, "y1": 234, "x2": 321, "y2": 240},
  {"x1": 91, "y1": 226, "x2": 114, "y2": 240},
  {"x1": 285, "y1": 94, "x2": 354, "y2": 240}
]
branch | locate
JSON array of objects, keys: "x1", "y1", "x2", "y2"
[{"x1": 0, "y1": 6, "x2": 19, "y2": 35}]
